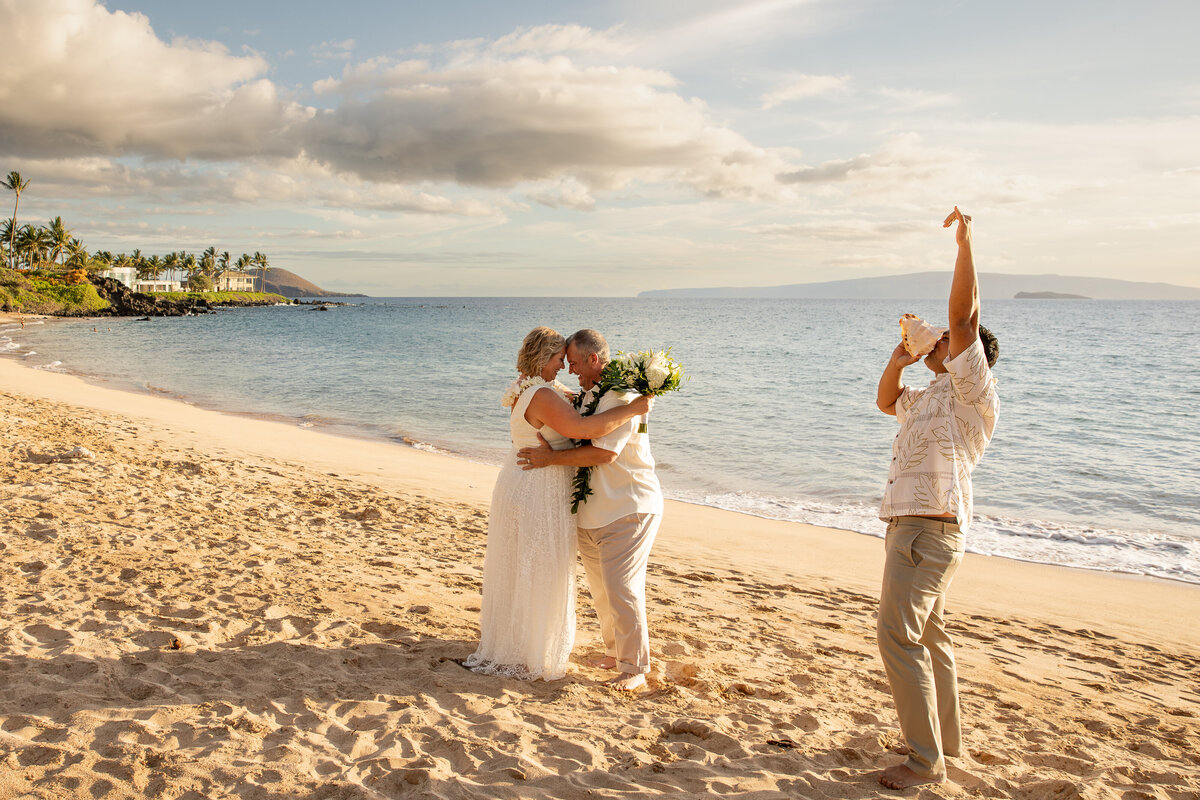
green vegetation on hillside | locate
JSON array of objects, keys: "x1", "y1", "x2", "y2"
[
  {"x1": 0, "y1": 268, "x2": 109, "y2": 315},
  {"x1": 3, "y1": 169, "x2": 277, "y2": 293}
]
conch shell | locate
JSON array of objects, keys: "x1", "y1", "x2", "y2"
[{"x1": 899, "y1": 313, "x2": 947, "y2": 357}]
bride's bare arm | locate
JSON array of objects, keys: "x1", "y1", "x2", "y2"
[{"x1": 525, "y1": 387, "x2": 651, "y2": 439}]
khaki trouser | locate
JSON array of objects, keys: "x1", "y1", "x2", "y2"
[
  {"x1": 877, "y1": 516, "x2": 965, "y2": 781},
  {"x1": 577, "y1": 512, "x2": 660, "y2": 675}
]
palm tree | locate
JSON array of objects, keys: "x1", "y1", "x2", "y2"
[
  {"x1": 13, "y1": 224, "x2": 36, "y2": 268},
  {"x1": 201, "y1": 246, "x2": 216, "y2": 278},
  {"x1": 139, "y1": 254, "x2": 163, "y2": 283},
  {"x1": 16, "y1": 224, "x2": 50, "y2": 268},
  {"x1": 212, "y1": 251, "x2": 229, "y2": 290},
  {"x1": 253, "y1": 251, "x2": 270, "y2": 292},
  {"x1": 0, "y1": 217, "x2": 13, "y2": 267},
  {"x1": 163, "y1": 251, "x2": 181, "y2": 284},
  {"x1": 46, "y1": 216, "x2": 71, "y2": 268},
  {"x1": 65, "y1": 239, "x2": 91, "y2": 271},
  {"x1": 4, "y1": 172, "x2": 30, "y2": 269}
]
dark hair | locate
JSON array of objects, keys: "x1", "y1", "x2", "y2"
[{"x1": 978, "y1": 325, "x2": 999, "y2": 368}]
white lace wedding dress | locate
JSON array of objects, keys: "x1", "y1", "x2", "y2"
[{"x1": 465, "y1": 384, "x2": 577, "y2": 680}]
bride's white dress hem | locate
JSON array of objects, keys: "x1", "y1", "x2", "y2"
[{"x1": 465, "y1": 385, "x2": 576, "y2": 681}]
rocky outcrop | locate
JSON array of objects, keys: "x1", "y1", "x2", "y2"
[{"x1": 86, "y1": 276, "x2": 210, "y2": 317}]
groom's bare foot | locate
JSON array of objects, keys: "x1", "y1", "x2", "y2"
[
  {"x1": 878, "y1": 764, "x2": 940, "y2": 790},
  {"x1": 604, "y1": 673, "x2": 646, "y2": 691},
  {"x1": 890, "y1": 744, "x2": 910, "y2": 755},
  {"x1": 587, "y1": 655, "x2": 617, "y2": 670}
]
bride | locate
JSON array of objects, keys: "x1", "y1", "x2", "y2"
[{"x1": 465, "y1": 326, "x2": 651, "y2": 680}]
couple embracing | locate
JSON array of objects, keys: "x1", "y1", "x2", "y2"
[{"x1": 465, "y1": 327, "x2": 661, "y2": 691}]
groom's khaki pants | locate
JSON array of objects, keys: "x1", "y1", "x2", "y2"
[
  {"x1": 877, "y1": 516, "x2": 965, "y2": 781},
  {"x1": 577, "y1": 512, "x2": 660, "y2": 675}
]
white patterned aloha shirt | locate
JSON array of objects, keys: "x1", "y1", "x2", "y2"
[{"x1": 879, "y1": 336, "x2": 999, "y2": 534}]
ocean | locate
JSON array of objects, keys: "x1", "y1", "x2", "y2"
[{"x1": 5, "y1": 297, "x2": 1198, "y2": 584}]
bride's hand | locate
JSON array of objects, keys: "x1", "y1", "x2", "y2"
[
  {"x1": 517, "y1": 433, "x2": 553, "y2": 470},
  {"x1": 630, "y1": 394, "x2": 655, "y2": 416}
]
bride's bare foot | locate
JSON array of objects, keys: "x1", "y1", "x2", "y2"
[
  {"x1": 890, "y1": 743, "x2": 910, "y2": 755},
  {"x1": 604, "y1": 673, "x2": 646, "y2": 691},
  {"x1": 878, "y1": 764, "x2": 940, "y2": 790},
  {"x1": 587, "y1": 655, "x2": 617, "y2": 670}
]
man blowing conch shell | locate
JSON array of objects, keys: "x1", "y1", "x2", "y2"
[{"x1": 874, "y1": 207, "x2": 1000, "y2": 790}]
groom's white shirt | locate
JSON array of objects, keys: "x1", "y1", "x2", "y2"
[{"x1": 578, "y1": 388, "x2": 663, "y2": 529}]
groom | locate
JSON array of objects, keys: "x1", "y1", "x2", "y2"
[{"x1": 518, "y1": 328, "x2": 663, "y2": 691}]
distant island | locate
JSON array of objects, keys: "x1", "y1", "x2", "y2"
[
  {"x1": 1014, "y1": 291, "x2": 1089, "y2": 299},
  {"x1": 638, "y1": 272, "x2": 1200, "y2": 301}
]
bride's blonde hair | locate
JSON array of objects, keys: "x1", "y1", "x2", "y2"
[{"x1": 517, "y1": 326, "x2": 566, "y2": 376}]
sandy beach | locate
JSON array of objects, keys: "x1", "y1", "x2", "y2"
[{"x1": 1, "y1": 342, "x2": 1198, "y2": 799}]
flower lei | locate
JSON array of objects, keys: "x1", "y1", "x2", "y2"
[
  {"x1": 502, "y1": 376, "x2": 571, "y2": 408},
  {"x1": 568, "y1": 385, "x2": 611, "y2": 514}
]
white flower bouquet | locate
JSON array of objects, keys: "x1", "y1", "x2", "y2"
[
  {"x1": 597, "y1": 348, "x2": 684, "y2": 432},
  {"x1": 570, "y1": 348, "x2": 685, "y2": 513}
]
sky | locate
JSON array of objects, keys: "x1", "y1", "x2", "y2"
[{"x1": 1, "y1": 0, "x2": 1197, "y2": 296}]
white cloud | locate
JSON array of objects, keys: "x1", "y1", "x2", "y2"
[
  {"x1": 527, "y1": 177, "x2": 597, "y2": 211},
  {"x1": 0, "y1": 0, "x2": 311, "y2": 160},
  {"x1": 631, "y1": 0, "x2": 846, "y2": 66},
  {"x1": 303, "y1": 37, "x2": 793, "y2": 199},
  {"x1": 761, "y1": 74, "x2": 851, "y2": 109},
  {"x1": 876, "y1": 86, "x2": 956, "y2": 112},
  {"x1": 0, "y1": 7, "x2": 798, "y2": 205},
  {"x1": 488, "y1": 24, "x2": 631, "y2": 57},
  {"x1": 744, "y1": 218, "x2": 930, "y2": 242},
  {"x1": 312, "y1": 38, "x2": 355, "y2": 61}
]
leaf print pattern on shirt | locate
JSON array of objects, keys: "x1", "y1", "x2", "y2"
[
  {"x1": 933, "y1": 423, "x2": 956, "y2": 461},
  {"x1": 912, "y1": 473, "x2": 946, "y2": 511},
  {"x1": 879, "y1": 335, "x2": 999, "y2": 532},
  {"x1": 955, "y1": 413, "x2": 986, "y2": 460},
  {"x1": 897, "y1": 426, "x2": 930, "y2": 471}
]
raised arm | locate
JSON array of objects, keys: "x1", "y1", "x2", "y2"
[
  {"x1": 943, "y1": 207, "x2": 980, "y2": 359},
  {"x1": 877, "y1": 343, "x2": 920, "y2": 416},
  {"x1": 525, "y1": 388, "x2": 651, "y2": 440}
]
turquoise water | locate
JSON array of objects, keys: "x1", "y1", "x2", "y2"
[{"x1": 5, "y1": 297, "x2": 1199, "y2": 583}]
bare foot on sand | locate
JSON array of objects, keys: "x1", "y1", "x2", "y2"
[
  {"x1": 587, "y1": 655, "x2": 617, "y2": 669},
  {"x1": 604, "y1": 673, "x2": 646, "y2": 691},
  {"x1": 878, "y1": 764, "x2": 941, "y2": 790},
  {"x1": 890, "y1": 743, "x2": 910, "y2": 755}
]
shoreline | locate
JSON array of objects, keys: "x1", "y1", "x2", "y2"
[
  {"x1": 1, "y1": 351, "x2": 1196, "y2": 648},
  {"x1": 5, "y1": 311, "x2": 1198, "y2": 588},
  {"x1": 2, "y1": 345, "x2": 1198, "y2": 798}
]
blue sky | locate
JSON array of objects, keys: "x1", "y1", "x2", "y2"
[{"x1": 2, "y1": 0, "x2": 1197, "y2": 295}]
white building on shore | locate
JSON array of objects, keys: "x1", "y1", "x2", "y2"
[
  {"x1": 215, "y1": 270, "x2": 255, "y2": 291},
  {"x1": 99, "y1": 266, "x2": 138, "y2": 288},
  {"x1": 134, "y1": 280, "x2": 183, "y2": 293}
]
